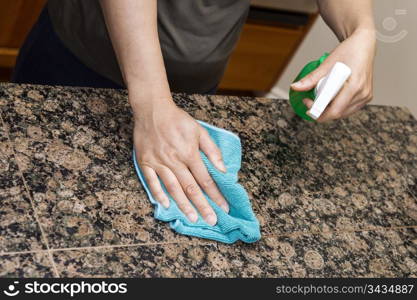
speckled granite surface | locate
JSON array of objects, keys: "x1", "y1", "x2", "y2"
[{"x1": 0, "y1": 83, "x2": 416, "y2": 278}]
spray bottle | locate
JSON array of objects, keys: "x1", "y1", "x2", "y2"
[{"x1": 289, "y1": 53, "x2": 352, "y2": 121}]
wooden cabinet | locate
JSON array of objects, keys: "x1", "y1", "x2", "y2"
[
  {"x1": 219, "y1": 23, "x2": 304, "y2": 91},
  {"x1": 219, "y1": 10, "x2": 316, "y2": 92},
  {"x1": 0, "y1": 0, "x2": 45, "y2": 79}
]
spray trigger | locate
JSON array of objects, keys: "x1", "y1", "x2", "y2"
[{"x1": 307, "y1": 62, "x2": 352, "y2": 120}]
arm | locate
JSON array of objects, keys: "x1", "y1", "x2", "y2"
[
  {"x1": 99, "y1": 0, "x2": 228, "y2": 225},
  {"x1": 99, "y1": 0, "x2": 170, "y2": 111},
  {"x1": 317, "y1": 0, "x2": 375, "y2": 42},
  {"x1": 291, "y1": 0, "x2": 376, "y2": 122}
]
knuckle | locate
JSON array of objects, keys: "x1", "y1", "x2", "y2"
[
  {"x1": 302, "y1": 76, "x2": 313, "y2": 85},
  {"x1": 180, "y1": 148, "x2": 196, "y2": 162},
  {"x1": 307, "y1": 70, "x2": 320, "y2": 81},
  {"x1": 154, "y1": 191, "x2": 166, "y2": 201},
  {"x1": 365, "y1": 89, "x2": 374, "y2": 103},
  {"x1": 206, "y1": 146, "x2": 222, "y2": 161},
  {"x1": 138, "y1": 161, "x2": 154, "y2": 170},
  {"x1": 199, "y1": 127, "x2": 209, "y2": 136},
  {"x1": 213, "y1": 199, "x2": 224, "y2": 208},
  {"x1": 200, "y1": 178, "x2": 215, "y2": 189},
  {"x1": 165, "y1": 150, "x2": 180, "y2": 161},
  {"x1": 200, "y1": 206, "x2": 213, "y2": 217},
  {"x1": 349, "y1": 78, "x2": 363, "y2": 91},
  {"x1": 181, "y1": 206, "x2": 195, "y2": 216},
  {"x1": 359, "y1": 89, "x2": 370, "y2": 100},
  {"x1": 185, "y1": 183, "x2": 200, "y2": 197},
  {"x1": 358, "y1": 90, "x2": 373, "y2": 103},
  {"x1": 331, "y1": 110, "x2": 343, "y2": 119},
  {"x1": 213, "y1": 148, "x2": 222, "y2": 159},
  {"x1": 138, "y1": 159, "x2": 152, "y2": 169},
  {"x1": 187, "y1": 148, "x2": 197, "y2": 158},
  {"x1": 184, "y1": 151, "x2": 199, "y2": 163},
  {"x1": 164, "y1": 181, "x2": 178, "y2": 192},
  {"x1": 311, "y1": 72, "x2": 322, "y2": 82},
  {"x1": 137, "y1": 154, "x2": 154, "y2": 167},
  {"x1": 313, "y1": 68, "x2": 328, "y2": 80}
]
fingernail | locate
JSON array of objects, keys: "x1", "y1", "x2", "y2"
[
  {"x1": 205, "y1": 214, "x2": 217, "y2": 226},
  {"x1": 162, "y1": 199, "x2": 170, "y2": 209},
  {"x1": 221, "y1": 202, "x2": 230, "y2": 213},
  {"x1": 291, "y1": 81, "x2": 303, "y2": 88},
  {"x1": 187, "y1": 211, "x2": 198, "y2": 223},
  {"x1": 218, "y1": 161, "x2": 227, "y2": 173}
]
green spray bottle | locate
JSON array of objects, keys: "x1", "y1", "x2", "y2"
[{"x1": 289, "y1": 53, "x2": 352, "y2": 121}]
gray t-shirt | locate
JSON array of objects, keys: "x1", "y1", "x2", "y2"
[{"x1": 47, "y1": 0, "x2": 250, "y2": 93}]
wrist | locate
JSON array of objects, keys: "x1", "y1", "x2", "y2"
[
  {"x1": 351, "y1": 26, "x2": 377, "y2": 51},
  {"x1": 131, "y1": 96, "x2": 174, "y2": 119},
  {"x1": 128, "y1": 87, "x2": 174, "y2": 116}
]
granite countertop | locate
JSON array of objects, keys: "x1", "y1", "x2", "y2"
[{"x1": 0, "y1": 82, "x2": 416, "y2": 278}]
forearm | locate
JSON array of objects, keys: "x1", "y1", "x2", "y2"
[
  {"x1": 99, "y1": 0, "x2": 172, "y2": 115},
  {"x1": 317, "y1": 0, "x2": 375, "y2": 41}
]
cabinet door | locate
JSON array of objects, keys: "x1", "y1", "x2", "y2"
[
  {"x1": 0, "y1": 0, "x2": 46, "y2": 68},
  {"x1": 219, "y1": 23, "x2": 304, "y2": 92}
]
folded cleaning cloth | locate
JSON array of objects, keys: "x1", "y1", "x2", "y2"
[{"x1": 132, "y1": 120, "x2": 261, "y2": 244}]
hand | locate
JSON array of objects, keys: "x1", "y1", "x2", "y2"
[
  {"x1": 133, "y1": 98, "x2": 229, "y2": 226},
  {"x1": 291, "y1": 29, "x2": 376, "y2": 122}
]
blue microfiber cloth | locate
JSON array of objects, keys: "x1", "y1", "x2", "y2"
[{"x1": 132, "y1": 120, "x2": 261, "y2": 244}]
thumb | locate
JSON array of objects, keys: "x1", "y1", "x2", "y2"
[{"x1": 291, "y1": 65, "x2": 330, "y2": 92}]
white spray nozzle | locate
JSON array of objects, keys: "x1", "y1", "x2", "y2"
[{"x1": 307, "y1": 62, "x2": 352, "y2": 120}]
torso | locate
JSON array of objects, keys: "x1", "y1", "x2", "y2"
[{"x1": 47, "y1": 0, "x2": 250, "y2": 93}]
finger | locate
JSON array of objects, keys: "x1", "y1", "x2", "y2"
[
  {"x1": 291, "y1": 64, "x2": 331, "y2": 92},
  {"x1": 302, "y1": 98, "x2": 314, "y2": 109},
  {"x1": 341, "y1": 100, "x2": 367, "y2": 118},
  {"x1": 315, "y1": 83, "x2": 356, "y2": 123},
  {"x1": 142, "y1": 165, "x2": 170, "y2": 208},
  {"x1": 188, "y1": 155, "x2": 229, "y2": 213},
  {"x1": 173, "y1": 164, "x2": 217, "y2": 226},
  {"x1": 157, "y1": 166, "x2": 198, "y2": 223},
  {"x1": 304, "y1": 94, "x2": 358, "y2": 121},
  {"x1": 199, "y1": 127, "x2": 226, "y2": 173}
]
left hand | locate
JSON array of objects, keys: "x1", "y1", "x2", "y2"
[{"x1": 291, "y1": 29, "x2": 376, "y2": 122}]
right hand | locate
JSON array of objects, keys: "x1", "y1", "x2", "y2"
[{"x1": 133, "y1": 98, "x2": 229, "y2": 226}]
